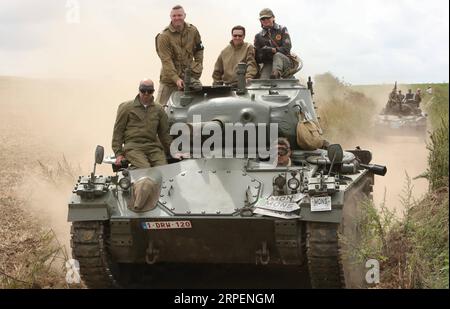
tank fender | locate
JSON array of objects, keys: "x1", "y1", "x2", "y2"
[{"x1": 68, "y1": 193, "x2": 113, "y2": 222}]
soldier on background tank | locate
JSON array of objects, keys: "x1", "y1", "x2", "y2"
[
  {"x1": 404, "y1": 88, "x2": 421, "y2": 112},
  {"x1": 397, "y1": 90, "x2": 405, "y2": 103},
  {"x1": 414, "y1": 88, "x2": 422, "y2": 106},
  {"x1": 405, "y1": 89, "x2": 414, "y2": 101},
  {"x1": 385, "y1": 85, "x2": 401, "y2": 114}
]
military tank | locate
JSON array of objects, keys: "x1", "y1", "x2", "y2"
[
  {"x1": 68, "y1": 66, "x2": 387, "y2": 288},
  {"x1": 375, "y1": 84, "x2": 427, "y2": 138}
]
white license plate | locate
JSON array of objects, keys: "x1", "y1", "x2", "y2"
[
  {"x1": 310, "y1": 196, "x2": 332, "y2": 212},
  {"x1": 142, "y1": 220, "x2": 192, "y2": 230}
]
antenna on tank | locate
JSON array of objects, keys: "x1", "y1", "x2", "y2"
[{"x1": 307, "y1": 76, "x2": 314, "y2": 97}]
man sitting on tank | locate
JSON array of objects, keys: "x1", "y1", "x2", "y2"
[
  {"x1": 414, "y1": 88, "x2": 422, "y2": 106},
  {"x1": 276, "y1": 137, "x2": 292, "y2": 167},
  {"x1": 397, "y1": 90, "x2": 405, "y2": 104},
  {"x1": 404, "y1": 88, "x2": 421, "y2": 113},
  {"x1": 405, "y1": 89, "x2": 414, "y2": 101},
  {"x1": 254, "y1": 8, "x2": 297, "y2": 79},
  {"x1": 212, "y1": 25, "x2": 258, "y2": 87},
  {"x1": 385, "y1": 88, "x2": 400, "y2": 114},
  {"x1": 111, "y1": 79, "x2": 172, "y2": 169}
]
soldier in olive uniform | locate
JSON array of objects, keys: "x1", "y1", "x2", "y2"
[
  {"x1": 405, "y1": 89, "x2": 414, "y2": 101},
  {"x1": 112, "y1": 79, "x2": 172, "y2": 169},
  {"x1": 414, "y1": 88, "x2": 422, "y2": 105},
  {"x1": 254, "y1": 8, "x2": 295, "y2": 79},
  {"x1": 155, "y1": 5, "x2": 204, "y2": 106},
  {"x1": 397, "y1": 90, "x2": 405, "y2": 103}
]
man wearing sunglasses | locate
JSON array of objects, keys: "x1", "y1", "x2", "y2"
[
  {"x1": 112, "y1": 79, "x2": 172, "y2": 169},
  {"x1": 277, "y1": 137, "x2": 292, "y2": 167},
  {"x1": 156, "y1": 5, "x2": 204, "y2": 106},
  {"x1": 254, "y1": 8, "x2": 295, "y2": 79},
  {"x1": 212, "y1": 25, "x2": 258, "y2": 86}
]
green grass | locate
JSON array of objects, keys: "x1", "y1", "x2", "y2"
[
  {"x1": 408, "y1": 83, "x2": 449, "y2": 130},
  {"x1": 0, "y1": 229, "x2": 68, "y2": 288}
]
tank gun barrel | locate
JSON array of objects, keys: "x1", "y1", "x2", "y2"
[{"x1": 360, "y1": 163, "x2": 387, "y2": 176}]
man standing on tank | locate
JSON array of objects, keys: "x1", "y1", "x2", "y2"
[
  {"x1": 112, "y1": 79, "x2": 172, "y2": 169},
  {"x1": 254, "y1": 8, "x2": 295, "y2": 79},
  {"x1": 155, "y1": 5, "x2": 204, "y2": 106},
  {"x1": 212, "y1": 25, "x2": 258, "y2": 86}
]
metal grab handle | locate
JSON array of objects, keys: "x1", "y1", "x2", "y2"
[
  {"x1": 256, "y1": 241, "x2": 270, "y2": 265},
  {"x1": 145, "y1": 241, "x2": 159, "y2": 265}
]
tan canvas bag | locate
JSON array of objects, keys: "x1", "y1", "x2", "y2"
[{"x1": 296, "y1": 112, "x2": 324, "y2": 150}]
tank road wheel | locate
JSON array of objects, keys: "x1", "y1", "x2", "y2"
[
  {"x1": 71, "y1": 221, "x2": 123, "y2": 288},
  {"x1": 306, "y1": 222, "x2": 344, "y2": 288}
]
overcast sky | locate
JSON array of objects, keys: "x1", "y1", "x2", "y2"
[{"x1": 0, "y1": 0, "x2": 448, "y2": 84}]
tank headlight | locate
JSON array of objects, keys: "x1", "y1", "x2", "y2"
[
  {"x1": 119, "y1": 177, "x2": 131, "y2": 190},
  {"x1": 274, "y1": 175, "x2": 286, "y2": 189},
  {"x1": 288, "y1": 177, "x2": 300, "y2": 190}
]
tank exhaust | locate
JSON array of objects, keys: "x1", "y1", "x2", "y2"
[
  {"x1": 236, "y1": 62, "x2": 247, "y2": 95},
  {"x1": 360, "y1": 163, "x2": 387, "y2": 176},
  {"x1": 307, "y1": 76, "x2": 314, "y2": 97},
  {"x1": 180, "y1": 67, "x2": 193, "y2": 106}
]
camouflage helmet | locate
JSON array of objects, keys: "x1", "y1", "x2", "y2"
[
  {"x1": 259, "y1": 8, "x2": 274, "y2": 19},
  {"x1": 277, "y1": 137, "x2": 290, "y2": 150}
]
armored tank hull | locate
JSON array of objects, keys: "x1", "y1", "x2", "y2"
[
  {"x1": 375, "y1": 113, "x2": 427, "y2": 139},
  {"x1": 69, "y1": 78, "x2": 386, "y2": 288}
]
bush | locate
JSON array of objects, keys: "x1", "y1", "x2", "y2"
[{"x1": 426, "y1": 120, "x2": 449, "y2": 190}]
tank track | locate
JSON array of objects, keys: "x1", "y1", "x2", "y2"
[
  {"x1": 71, "y1": 221, "x2": 118, "y2": 288},
  {"x1": 306, "y1": 222, "x2": 345, "y2": 288}
]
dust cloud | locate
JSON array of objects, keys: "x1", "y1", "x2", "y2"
[
  {"x1": 314, "y1": 77, "x2": 429, "y2": 214},
  {"x1": 2, "y1": 3, "x2": 260, "y2": 251},
  {"x1": 348, "y1": 84, "x2": 430, "y2": 213},
  {"x1": 343, "y1": 136, "x2": 429, "y2": 215}
]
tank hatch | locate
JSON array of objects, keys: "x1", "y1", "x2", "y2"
[{"x1": 159, "y1": 170, "x2": 261, "y2": 215}]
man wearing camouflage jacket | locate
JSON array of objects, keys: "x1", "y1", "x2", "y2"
[{"x1": 155, "y1": 5, "x2": 204, "y2": 106}]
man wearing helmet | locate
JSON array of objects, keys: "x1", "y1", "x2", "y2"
[{"x1": 276, "y1": 137, "x2": 292, "y2": 167}]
